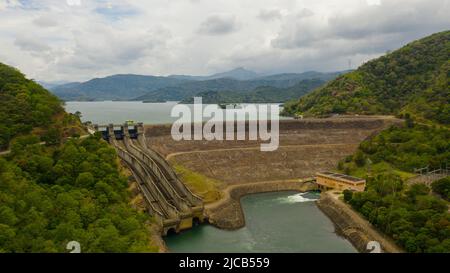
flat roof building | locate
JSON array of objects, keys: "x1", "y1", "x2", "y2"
[{"x1": 316, "y1": 172, "x2": 366, "y2": 192}]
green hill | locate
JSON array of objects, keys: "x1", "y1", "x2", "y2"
[
  {"x1": 180, "y1": 79, "x2": 326, "y2": 104},
  {"x1": 290, "y1": 31, "x2": 450, "y2": 253},
  {"x1": 283, "y1": 31, "x2": 450, "y2": 125},
  {"x1": 0, "y1": 63, "x2": 156, "y2": 252},
  {"x1": 0, "y1": 63, "x2": 86, "y2": 150},
  {"x1": 51, "y1": 74, "x2": 189, "y2": 101}
]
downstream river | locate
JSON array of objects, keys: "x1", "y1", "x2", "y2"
[
  {"x1": 65, "y1": 102, "x2": 356, "y2": 253},
  {"x1": 166, "y1": 192, "x2": 356, "y2": 253}
]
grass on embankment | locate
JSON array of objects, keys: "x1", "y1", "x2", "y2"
[
  {"x1": 336, "y1": 161, "x2": 416, "y2": 181},
  {"x1": 171, "y1": 163, "x2": 224, "y2": 204}
]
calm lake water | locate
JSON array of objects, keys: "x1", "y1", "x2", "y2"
[
  {"x1": 165, "y1": 192, "x2": 356, "y2": 253},
  {"x1": 64, "y1": 101, "x2": 289, "y2": 125}
]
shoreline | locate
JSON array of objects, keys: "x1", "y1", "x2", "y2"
[
  {"x1": 162, "y1": 179, "x2": 317, "y2": 253},
  {"x1": 150, "y1": 224, "x2": 170, "y2": 253},
  {"x1": 158, "y1": 187, "x2": 403, "y2": 253},
  {"x1": 204, "y1": 179, "x2": 317, "y2": 230},
  {"x1": 200, "y1": 180, "x2": 402, "y2": 253},
  {"x1": 317, "y1": 191, "x2": 403, "y2": 253}
]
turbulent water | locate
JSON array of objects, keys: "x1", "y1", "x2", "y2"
[{"x1": 165, "y1": 192, "x2": 356, "y2": 253}]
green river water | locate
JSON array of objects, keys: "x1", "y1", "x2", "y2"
[{"x1": 165, "y1": 192, "x2": 356, "y2": 253}]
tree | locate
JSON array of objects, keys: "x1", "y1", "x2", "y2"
[
  {"x1": 406, "y1": 183, "x2": 430, "y2": 202},
  {"x1": 42, "y1": 127, "x2": 62, "y2": 146},
  {"x1": 74, "y1": 111, "x2": 82, "y2": 119},
  {"x1": 75, "y1": 172, "x2": 95, "y2": 188},
  {"x1": 354, "y1": 150, "x2": 366, "y2": 167},
  {"x1": 431, "y1": 177, "x2": 450, "y2": 201},
  {"x1": 343, "y1": 189, "x2": 353, "y2": 203},
  {"x1": 404, "y1": 113, "x2": 414, "y2": 128}
]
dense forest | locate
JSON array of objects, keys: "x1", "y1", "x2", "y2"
[
  {"x1": 343, "y1": 173, "x2": 449, "y2": 253},
  {"x1": 0, "y1": 63, "x2": 156, "y2": 252},
  {"x1": 432, "y1": 177, "x2": 450, "y2": 201},
  {"x1": 320, "y1": 32, "x2": 450, "y2": 253},
  {"x1": 340, "y1": 124, "x2": 450, "y2": 175},
  {"x1": 0, "y1": 63, "x2": 70, "y2": 150},
  {"x1": 339, "y1": 121, "x2": 450, "y2": 253},
  {"x1": 283, "y1": 31, "x2": 450, "y2": 125}
]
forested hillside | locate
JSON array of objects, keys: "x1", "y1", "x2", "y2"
[
  {"x1": 283, "y1": 31, "x2": 450, "y2": 125},
  {"x1": 341, "y1": 124, "x2": 450, "y2": 252},
  {"x1": 180, "y1": 79, "x2": 325, "y2": 104},
  {"x1": 297, "y1": 31, "x2": 450, "y2": 253},
  {"x1": 137, "y1": 71, "x2": 342, "y2": 103},
  {"x1": 0, "y1": 63, "x2": 81, "y2": 150},
  {"x1": 0, "y1": 63, "x2": 156, "y2": 252}
]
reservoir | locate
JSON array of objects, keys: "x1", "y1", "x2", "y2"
[
  {"x1": 165, "y1": 192, "x2": 356, "y2": 253},
  {"x1": 66, "y1": 101, "x2": 186, "y2": 124},
  {"x1": 64, "y1": 101, "x2": 289, "y2": 124}
]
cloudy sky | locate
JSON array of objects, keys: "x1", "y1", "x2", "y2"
[{"x1": 0, "y1": 0, "x2": 449, "y2": 82}]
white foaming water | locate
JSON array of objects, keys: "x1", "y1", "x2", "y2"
[{"x1": 276, "y1": 192, "x2": 319, "y2": 204}]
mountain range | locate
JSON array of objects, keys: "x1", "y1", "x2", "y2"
[
  {"x1": 168, "y1": 67, "x2": 260, "y2": 81},
  {"x1": 49, "y1": 68, "x2": 346, "y2": 102},
  {"x1": 180, "y1": 79, "x2": 327, "y2": 104}
]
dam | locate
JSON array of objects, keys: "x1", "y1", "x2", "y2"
[
  {"x1": 94, "y1": 123, "x2": 204, "y2": 235},
  {"x1": 69, "y1": 102, "x2": 403, "y2": 252},
  {"x1": 90, "y1": 113, "x2": 401, "y2": 244}
]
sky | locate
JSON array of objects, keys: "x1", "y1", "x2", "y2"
[{"x1": 0, "y1": 0, "x2": 449, "y2": 82}]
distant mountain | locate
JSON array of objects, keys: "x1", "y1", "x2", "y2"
[
  {"x1": 169, "y1": 67, "x2": 259, "y2": 81},
  {"x1": 50, "y1": 69, "x2": 345, "y2": 102},
  {"x1": 180, "y1": 79, "x2": 326, "y2": 104},
  {"x1": 283, "y1": 30, "x2": 450, "y2": 125},
  {"x1": 37, "y1": 80, "x2": 72, "y2": 90},
  {"x1": 136, "y1": 71, "x2": 344, "y2": 102},
  {"x1": 52, "y1": 82, "x2": 81, "y2": 90},
  {"x1": 50, "y1": 74, "x2": 188, "y2": 101},
  {"x1": 205, "y1": 67, "x2": 260, "y2": 81},
  {"x1": 255, "y1": 71, "x2": 348, "y2": 81}
]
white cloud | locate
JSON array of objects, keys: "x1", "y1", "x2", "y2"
[
  {"x1": 198, "y1": 14, "x2": 239, "y2": 35},
  {"x1": 66, "y1": 0, "x2": 81, "y2": 7},
  {"x1": 0, "y1": 0, "x2": 448, "y2": 82},
  {"x1": 33, "y1": 16, "x2": 59, "y2": 28},
  {"x1": 366, "y1": 0, "x2": 381, "y2": 5},
  {"x1": 14, "y1": 35, "x2": 51, "y2": 52},
  {"x1": 257, "y1": 8, "x2": 283, "y2": 21}
]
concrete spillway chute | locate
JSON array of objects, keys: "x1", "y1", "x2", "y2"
[{"x1": 101, "y1": 122, "x2": 204, "y2": 235}]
